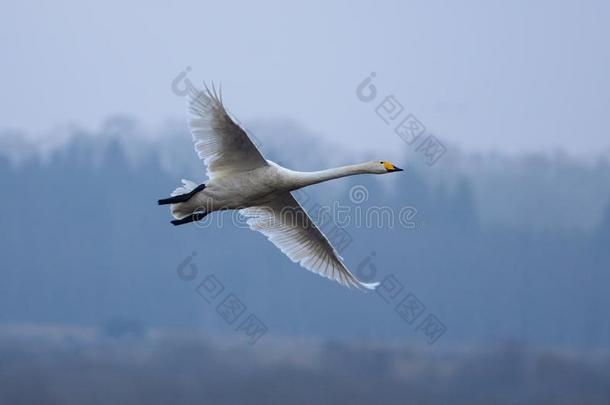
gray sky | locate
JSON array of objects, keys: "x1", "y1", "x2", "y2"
[{"x1": 2, "y1": 0, "x2": 609, "y2": 157}]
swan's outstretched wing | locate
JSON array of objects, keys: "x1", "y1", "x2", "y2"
[
  {"x1": 187, "y1": 85, "x2": 268, "y2": 179},
  {"x1": 240, "y1": 193, "x2": 379, "y2": 290}
]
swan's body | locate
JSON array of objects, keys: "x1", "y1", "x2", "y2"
[
  {"x1": 172, "y1": 161, "x2": 391, "y2": 216},
  {"x1": 159, "y1": 86, "x2": 403, "y2": 290}
]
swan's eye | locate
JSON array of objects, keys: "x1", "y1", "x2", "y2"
[{"x1": 379, "y1": 161, "x2": 384, "y2": 164}]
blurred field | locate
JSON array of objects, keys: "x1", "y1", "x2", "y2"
[{"x1": 1, "y1": 325, "x2": 609, "y2": 405}]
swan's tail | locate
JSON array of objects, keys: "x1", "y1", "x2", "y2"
[
  {"x1": 157, "y1": 179, "x2": 204, "y2": 219},
  {"x1": 171, "y1": 179, "x2": 198, "y2": 197}
]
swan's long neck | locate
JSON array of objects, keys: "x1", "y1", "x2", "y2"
[{"x1": 289, "y1": 163, "x2": 371, "y2": 189}]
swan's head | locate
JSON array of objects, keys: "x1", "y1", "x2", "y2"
[{"x1": 367, "y1": 161, "x2": 403, "y2": 174}]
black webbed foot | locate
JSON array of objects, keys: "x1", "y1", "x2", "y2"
[
  {"x1": 171, "y1": 211, "x2": 208, "y2": 226},
  {"x1": 158, "y1": 184, "x2": 206, "y2": 205}
]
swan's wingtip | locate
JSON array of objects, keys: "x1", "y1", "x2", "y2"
[{"x1": 359, "y1": 281, "x2": 380, "y2": 291}]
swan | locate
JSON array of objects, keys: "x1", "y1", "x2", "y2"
[{"x1": 158, "y1": 85, "x2": 403, "y2": 290}]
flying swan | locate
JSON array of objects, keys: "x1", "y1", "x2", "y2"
[{"x1": 158, "y1": 86, "x2": 403, "y2": 290}]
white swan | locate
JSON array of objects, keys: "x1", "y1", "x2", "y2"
[{"x1": 158, "y1": 86, "x2": 403, "y2": 290}]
